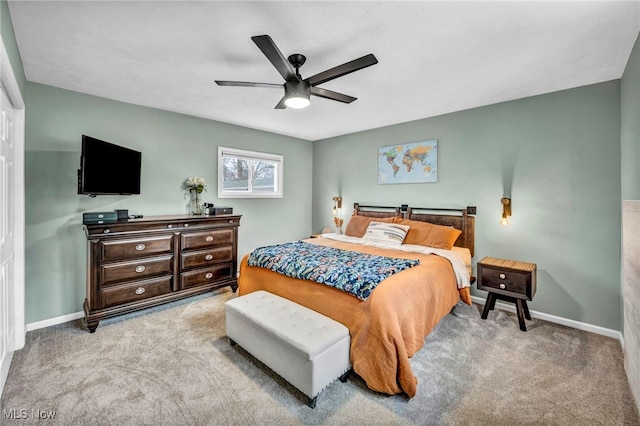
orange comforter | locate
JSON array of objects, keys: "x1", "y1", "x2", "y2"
[{"x1": 237, "y1": 237, "x2": 471, "y2": 397}]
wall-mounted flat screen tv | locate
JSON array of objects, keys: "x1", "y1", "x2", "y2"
[{"x1": 77, "y1": 135, "x2": 142, "y2": 196}]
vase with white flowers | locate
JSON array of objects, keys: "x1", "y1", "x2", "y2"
[{"x1": 182, "y1": 176, "x2": 207, "y2": 215}]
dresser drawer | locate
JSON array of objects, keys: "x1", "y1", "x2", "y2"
[
  {"x1": 181, "y1": 246, "x2": 233, "y2": 270},
  {"x1": 181, "y1": 229, "x2": 234, "y2": 250},
  {"x1": 101, "y1": 235, "x2": 174, "y2": 262},
  {"x1": 180, "y1": 263, "x2": 234, "y2": 290},
  {"x1": 101, "y1": 255, "x2": 173, "y2": 285},
  {"x1": 100, "y1": 277, "x2": 172, "y2": 308}
]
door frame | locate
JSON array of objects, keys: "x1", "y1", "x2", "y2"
[{"x1": 0, "y1": 33, "x2": 26, "y2": 394}]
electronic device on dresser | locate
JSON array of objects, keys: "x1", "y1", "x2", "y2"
[
  {"x1": 82, "y1": 211, "x2": 118, "y2": 225},
  {"x1": 77, "y1": 135, "x2": 142, "y2": 197},
  {"x1": 83, "y1": 214, "x2": 241, "y2": 332}
]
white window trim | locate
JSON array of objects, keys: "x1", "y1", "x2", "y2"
[{"x1": 218, "y1": 146, "x2": 283, "y2": 198}]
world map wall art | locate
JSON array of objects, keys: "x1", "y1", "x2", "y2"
[{"x1": 377, "y1": 140, "x2": 438, "y2": 184}]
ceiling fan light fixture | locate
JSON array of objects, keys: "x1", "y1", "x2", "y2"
[
  {"x1": 285, "y1": 96, "x2": 310, "y2": 109},
  {"x1": 284, "y1": 81, "x2": 310, "y2": 109}
]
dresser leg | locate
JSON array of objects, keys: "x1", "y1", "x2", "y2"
[
  {"x1": 86, "y1": 320, "x2": 99, "y2": 333},
  {"x1": 339, "y1": 368, "x2": 352, "y2": 383},
  {"x1": 516, "y1": 299, "x2": 527, "y2": 331},
  {"x1": 481, "y1": 293, "x2": 496, "y2": 319}
]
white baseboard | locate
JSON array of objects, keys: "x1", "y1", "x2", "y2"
[
  {"x1": 26, "y1": 311, "x2": 84, "y2": 332},
  {"x1": 471, "y1": 296, "x2": 624, "y2": 348},
  {"x1": 26, "y1": 300, "x2": 625, "y2": 350}
]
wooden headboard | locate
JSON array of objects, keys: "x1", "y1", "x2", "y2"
[
  {"x1": 353, "y1": 203, "x2": 476, "y2": 257},
  {"x1": 352, "y1": 203, "x2": 402, "y2": 219}
]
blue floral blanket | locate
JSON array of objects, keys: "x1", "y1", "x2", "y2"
[{"x1": 247, "y1": 241, "x2": 420, "y2": 300}]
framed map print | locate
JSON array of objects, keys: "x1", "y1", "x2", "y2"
[{"x1": 377, "y1": 140, "x2": 438, "y2": 184}]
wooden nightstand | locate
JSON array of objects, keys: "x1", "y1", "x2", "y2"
[{"x1": 477, "y1": 256, "x2": 537, "y2": 331}]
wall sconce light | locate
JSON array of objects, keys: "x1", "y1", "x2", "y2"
[
  {"x1": 500, "y1": 197, "x2": 511, "y2": 226},
  {"x1": 333, "y1": 196, "x2": 343, "y2": 233}
]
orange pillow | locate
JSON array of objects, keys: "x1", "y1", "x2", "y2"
[
  {"x1": 344, "y1": 215, "x2": 395, "y2": 238},
  {"x1": 393, "y1": 218, "x2": 461, "y2": 250}
]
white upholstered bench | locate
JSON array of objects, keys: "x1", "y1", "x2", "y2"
[{"x1": 225, "y1": 290, "x2": 351, "y2": 408}]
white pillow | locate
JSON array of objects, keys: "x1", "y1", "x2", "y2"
[{"x1": 363, "y1": 222, "x2": 410, "y2": 246}]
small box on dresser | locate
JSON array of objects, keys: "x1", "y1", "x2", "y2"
[
  {"x1": 477, "y1": 256, "x2": 537, "y2": 331},
  {"x1": 83, "y1": 214, "x2": 241, "y2": 332}
]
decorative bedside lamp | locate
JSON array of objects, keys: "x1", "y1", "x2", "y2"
[
  {"x1": 333, "y1": 196, "x2": 343, "y2": 233},
  {"x1": 500, "y1": 197, "x2": 511, "y2": 226}
]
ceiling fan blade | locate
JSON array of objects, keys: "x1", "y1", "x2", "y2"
[
  {"x1": 274, "y1": 96, "x2": 287, "y2": 109},
  {"x1": 306, "y1": 54, "x2": 378, "y2": 87},
  {"x1": 310, "y1": 87, "x2": 356, "y2": 104},
  {"x1": 251, "y1": 35, "x2": 299, "y2": 82},
  {"x1": 215, "y1": 80, "x2": 282, "y2": 89}
]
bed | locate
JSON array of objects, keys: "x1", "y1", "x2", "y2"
[{"x1": 237, "y1": 203, "x2": 475, "y2": 398}]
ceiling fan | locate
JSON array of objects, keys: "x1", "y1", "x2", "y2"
[{"x1": 215, "y1": 35, "x2": 378, "y2": 109}]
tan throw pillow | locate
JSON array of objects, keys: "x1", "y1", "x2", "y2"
[
  {"x1": 394, "y1": 218, "x2": 461, "y2": 250},
  {"x1": 344, "y1": 215, "x2": 395, "y2": 238},
  {"x1": 363, "y1": 222, "x2": 410, "y2": 246}
]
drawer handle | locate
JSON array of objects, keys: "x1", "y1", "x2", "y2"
[
  {"x1": 205, "y1": 236, "x2": 214, "y2": 242},
  {"x1": 229, "y1": 220, "x2": 234, "y2": 223},
  {"x1": 134, "y1": 287, "x2": 146, "y2": 295},
  {"x1": 499, "y1": 273, "x2": 506, "y2": 279},
  {"x1": 499, "y1": 283, "x2": 506, "y2": 290},
  {"x1": 135, "y1": 265, "x2": 146, "y2": 273},
  {"x1": 205, "y1": 272, "x2": 213, "y2": 279},
  {"x1": 205, "y1": 254, "x2": 213, "y2": 261},
  {"x1": 103, "y1": 229, "x2": 110, "y2": 234},
  {"x1": 135, "y1": 244, "x2": 146, "y2": 251},
  {"x1": 184, "y1": 223, "x2": 189, "y2": 227},
  {"x1": 167, "y1": 224, "x2": 173, "y2": 229}
]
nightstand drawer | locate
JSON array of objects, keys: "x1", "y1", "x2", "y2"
[
  {"x1": 479, "y1": 269, "x2": 527, "y2": 295},
  {"x1": 477, "y1": 257, "x2": 536, "y2": 301}
]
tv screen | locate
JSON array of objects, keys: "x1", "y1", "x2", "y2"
[{"x1": 78, "y1": 135, "x2": 142, "y2": 196}]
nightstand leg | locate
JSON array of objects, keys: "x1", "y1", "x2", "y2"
[
  {"x1": 481, "y1": 293, "x2": 496, "y2": 319},
  {"x1": 522, "y1": 300, "x2": 531, "y2": 320},
  {"x1": 516, "y1": 299, "x2": 527, "y2": 332}
]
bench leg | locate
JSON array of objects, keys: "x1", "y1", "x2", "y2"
[
  {"x1": 229, "y1": 338, "x2": 237, "y2": 346},
  {"x1": 307, "y1": 396, "x2": 317, "y2": 409},
  {"x1": 339, "y1": 369, "x2": 352, "y2": 383}
]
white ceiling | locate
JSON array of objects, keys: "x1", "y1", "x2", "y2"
[{"x1": 7, "y1": 1, "x2": 640, "y2": 141}]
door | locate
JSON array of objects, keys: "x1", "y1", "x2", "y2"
[
  {"x1": 0, "y1": 85, "x2": 16, "y2": 388},
  {"x1": 0, "y1": 76, "x2": 25, "y2": 396}
]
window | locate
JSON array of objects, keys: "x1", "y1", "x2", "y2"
[{"x1": 218, "y1": 147, "x2": 283, "y2": 198}]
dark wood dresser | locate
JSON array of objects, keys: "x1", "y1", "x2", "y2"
[{"x1": 83, "y1": 214, "x2": 241, "y2": 332}]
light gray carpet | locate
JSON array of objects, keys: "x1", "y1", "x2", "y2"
[{"x1": 1, "y1": 288, "x2": 638, "y2": 425}]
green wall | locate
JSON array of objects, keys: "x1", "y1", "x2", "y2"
[
  {"x1": 25, "y1": 82, "x2": 313, "y2": 323},
  {"x1": 313, "y1": 81, "x2": 622, "y2": 331},
  {"x1": 1, "y1": 0, "x2": 26, "y2": 97},
  {"x1": 622, "y1": 33, "x2": 640, "y2": 201}
]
